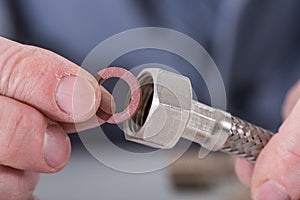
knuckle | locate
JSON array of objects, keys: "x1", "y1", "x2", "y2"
[
  {"x1": 0, "y1": 45, "x2": 23, "y2": 96},
  {"x1": 0, "y1": 45, "x2": 48, "y2": 100}
]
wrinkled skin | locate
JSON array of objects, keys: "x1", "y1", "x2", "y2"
[{"x1": 0, "y1": 37, "x2": 114, "y2": 200}]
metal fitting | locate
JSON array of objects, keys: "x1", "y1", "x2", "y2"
[
  {"x1": 123, "y1": 68, "x2": 231, "y2": 150},
  {"x1": 124, "y1": 68, "x2": 192, "y2": 148},
  {"x1": 123, "y1": 68, "x2": 273, "y2": 162}
]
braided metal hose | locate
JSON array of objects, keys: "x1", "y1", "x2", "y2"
[{"x1": 221, "y1": 116, "x2": 273, "y2": 162}]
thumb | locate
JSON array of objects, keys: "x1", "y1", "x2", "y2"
[
  {"x1": 0, "y1": 37, "x2": 101, "y2": 122},
  {"x1": 251, "y1": 98, "x2": 300, "y2": 200}
]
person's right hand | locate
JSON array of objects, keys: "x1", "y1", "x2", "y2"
[
  {"x1": 0, "y1": 37, "x2": 113, "y2": 200},
  {"x1": 235, "y1": 79, "x2": 300, "y2": 200}
]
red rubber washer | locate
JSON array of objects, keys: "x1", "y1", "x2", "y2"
[{"x1": 96, "y1": 67, "x2": 141, "y2": 124}]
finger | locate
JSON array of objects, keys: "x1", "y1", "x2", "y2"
[
  {"x1": 0, "y1": 95, "x2": 71, "y2": 172},
  {"x1": 282, "y1": 79, "x2": 300, "y2": 119},
  {"x1": 98, "y1": 86, "x2": 116, "y2": 114},
  {"x1": 235, "y1": 158, "x2": 254, "y2": 188},
  {"x1": 62, "y1": 86, "x2": 116, "y2": 133},
  {"x1": 0, "y1": 37, "x2": 100, "y2": 123},
  {"x1": 0, "y1": 166, "x2": 40, "y2": 200},
  {"x1": 251, "y1": 99, "x2": 300, "y2": 200}
]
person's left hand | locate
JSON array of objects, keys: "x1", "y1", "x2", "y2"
[{"x1": 0, "y1": 37, "x2": 114, "y2": 200}]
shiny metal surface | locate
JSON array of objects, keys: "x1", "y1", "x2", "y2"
[{"x1": 123, "y1": 68, "x2": 274, "y2": 162}]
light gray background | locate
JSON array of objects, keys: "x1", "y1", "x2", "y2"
[{"x1": 35, "y1": 146, "x2": 239, "y2": 200}]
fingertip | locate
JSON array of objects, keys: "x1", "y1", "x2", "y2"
[
  {"x1": 44, "y1": 125, "x2": 71, "y2": 171},
  {"x1": 99, "y1": 86, "x2": 116, "y2": 114},
  {"x1": 235, "y1": 158, "x2": 254, "y2": 188},
  {"x1": 56, "y1": 74, "x2": 101, "y2": 122},
  {"x1": 254, "y1": 180, "x2": 289, "y2": 200}
]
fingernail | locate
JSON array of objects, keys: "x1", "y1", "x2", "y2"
[
  {"x1": 56, "y1": 76, "x2": 96, "y2": 118},
  {"x1": 44, "y1": 125, "x2": 70, "y2": 169},
  {"x1": 99, "y1": 87, "x2": 116, "y2": 114},
  {"x1": 255, "y1": 180, "x2": 290, "y2": 200}
]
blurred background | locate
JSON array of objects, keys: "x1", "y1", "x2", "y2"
[{"x1": 1, "y1": 0, "x2": 300, "y2": 199}]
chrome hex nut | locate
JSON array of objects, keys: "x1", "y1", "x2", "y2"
[{"x1": 123, "y1": 68, "x2": 192, "y2": 148}]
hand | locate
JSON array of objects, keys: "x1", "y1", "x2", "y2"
[
  {"x1": 0, "y1": 37, "x2": 113, "y2": 199},
  {"x1": 235, "y1": 79, "x2": 300, "y2": 200}
]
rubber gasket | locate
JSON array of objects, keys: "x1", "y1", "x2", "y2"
[{"x1": 96, "y1": 67, "x2": 141, "y2": 124}]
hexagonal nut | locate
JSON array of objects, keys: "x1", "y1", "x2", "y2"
[{"x1": 123, "y1": 68, "x2": 192, "y2": 148}]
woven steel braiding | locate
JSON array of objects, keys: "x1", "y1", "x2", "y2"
[{"x1": 221, "y1": 116, "x2": 273, "y2": 163}]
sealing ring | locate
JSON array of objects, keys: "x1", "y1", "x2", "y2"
[{"x1": 96, "y1": 67, "x2": 141, "y2": 124}]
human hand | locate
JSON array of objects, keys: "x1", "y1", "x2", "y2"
[
  {"x1": 235, "y1": 79, "x2": 300, "y2": 200},
  {"x1": 0, "y1": 37, "x2": 114, "y2": 199}
]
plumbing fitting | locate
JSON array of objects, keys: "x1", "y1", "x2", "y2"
[{"x1": 123, "y1": 68, "x2": 273, "y2": 162}]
